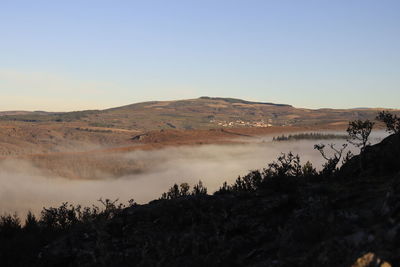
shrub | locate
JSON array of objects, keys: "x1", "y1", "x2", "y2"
[
  {"x1": 192, "y1": 180, "x2": 207, "y2": 195},
  {"x1": 0, "y1": 213, "x2": 21, "y2": 237},
  {"x1": 376, "y1": 111, "x2": 400, "y2": 134},
  {"x1": 160, "y1": 182, "x2": 202, "y2": 199},
  {"x1": 264, "y1": 152, "x2": 302, "y2": 178},
  {"x1": 231, "y1": 170, "x2": 263, "y2": 192},
  {"x1": 346, "y1": 120, "x2": 374, "y2": 151},
  {"x1": 314, "y1": 143, "x2": 347, "y2": 176},
  {"x1": 215, "y1": 181, "x2": 232, "y2": 195},
  {"x1": 40, "y1": 202, "x2": 79, "y2": 230},
  {"x1": 24, "y1": 211, "x2": 38, "y2": 231},
  {"x1": 215, "y1": 152, "x2": 316, "y2": 194},
  {"x1": 302, "y1": 161, "x2": 317, "y2": 177}
]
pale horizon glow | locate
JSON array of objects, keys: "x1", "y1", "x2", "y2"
[{"x1": 1, "y1": 0, "x2": 399, "y2": 111}]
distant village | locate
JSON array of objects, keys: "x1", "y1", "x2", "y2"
[{"x1": 210, "y1": 119, "x2": 273, "y2": 127}]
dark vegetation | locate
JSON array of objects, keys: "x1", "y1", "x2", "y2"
[
  {"x1": 273, "y1": 132, "x2": 348, "y2": 141},
  {"x1": 88, "y1": 122, "x2": 115, "y2": 128},
  {"x1": 1, "y1": 112, "x2": 400, "y2": 266},
  {"x1": 377, "y1": 111, "x2": 400, "y2": 134},
  {"x1": 0, "y1": 199, "x2": 136, "y2": 267},
  {"x1": 75, "y1": 127, "x2": 113, "y2": 133},
  {"x1": 346, "y1": 120, "x2": 374, "y2": 152},
  {"x1": 313, "y1": 143, "x2": 350, "y2": 176},
  {"x1": 0, "y1": 110, "x2": 100, "y2": 123},
  {"x1": 160, "y1": 181, "x2": 207, "y2": 200},
  {"x1": 199, "y1": 96, "x2": 292, "y2": 107}
]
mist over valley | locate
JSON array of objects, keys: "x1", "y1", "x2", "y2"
[{"x1": 0, "y1": 130, "x2": 387, "y2": 215}]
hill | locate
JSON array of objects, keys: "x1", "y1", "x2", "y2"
[
  {"x1": 1, "y1": 97, "x2": 396, "y2": 131},
  {"x1": 1, "y1": 132, "x2": 400, "y2": 266}
]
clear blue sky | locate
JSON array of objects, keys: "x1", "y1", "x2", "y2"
[{"x1": 1, "y1": 0, "x2": 399, "y2": 111}]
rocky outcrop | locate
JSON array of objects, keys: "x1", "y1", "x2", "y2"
[
  {"x1": 340, "y1": 133, "x2": 400, "y2": 177},
  {"x1": 351, "y1": 253, "x2": 391, "y2": 267}
]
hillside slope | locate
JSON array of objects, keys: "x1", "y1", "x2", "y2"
[
  {"x1": 1, "y1": 97, "x2": 395, "y2": 131},
  {"x1": 82, "y1": 97, "x2": 389, "y2": 130},
  {"x1": 1, "y1": 132, "x2": 399, "y2": 266}
]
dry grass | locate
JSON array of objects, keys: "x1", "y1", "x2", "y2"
[{"x1": 0, "y1": 122, "x2": 346, "y2": 179}]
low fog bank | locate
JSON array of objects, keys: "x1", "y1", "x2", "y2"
[{"x1": 0, "y1": 131, "x2": 389, "y2": 215}]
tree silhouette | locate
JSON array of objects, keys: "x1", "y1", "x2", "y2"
[
  {"x1": 346, "y1": 120, "x2": 374, "y2": 152},
  {"x1": 376, "y1": 111, "x2": 400, "y2": 134},
  {"x1": 314, "y1": 143, "x2": 347, "y2": 175},
  {"x1": 192, "y1": 180, "x2": 207, "y2": 195}
]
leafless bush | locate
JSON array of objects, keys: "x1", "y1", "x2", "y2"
[{"x1": 314, "y1": 143, "x2": 348, "y2": 176}]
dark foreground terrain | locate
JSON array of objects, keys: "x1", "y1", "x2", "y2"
[{"x1": 1, "y1": 133, "x2": 400, "y2": 266}]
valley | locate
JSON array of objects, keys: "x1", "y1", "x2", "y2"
[
  {"x1": 0, "y1": 97, "x2": 393, "y2": 216},
  {"x1": 0, "y1": 97, "x2": 396, "y2": 181}
]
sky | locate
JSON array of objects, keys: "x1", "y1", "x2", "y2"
[{"x1": 0, "y1": 0, "x2": 399, "y2": 111}]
